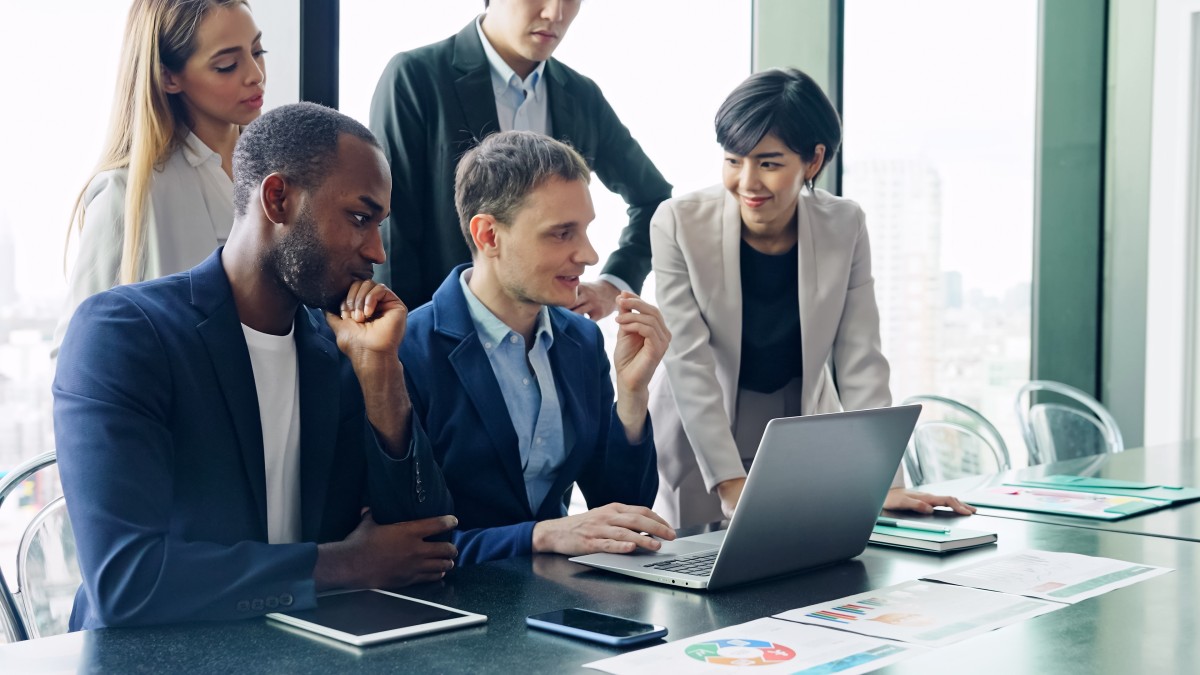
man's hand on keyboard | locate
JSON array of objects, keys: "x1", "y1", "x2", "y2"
[{"x1": 532, "y1": 503, "x2": 677, "y2": 555}]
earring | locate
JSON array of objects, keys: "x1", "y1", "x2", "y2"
[{"x1": 805, "y1": 178, "x2": 815, "y2": 193}]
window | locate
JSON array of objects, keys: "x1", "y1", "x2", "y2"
[
  {"x1": 842, "y1": 0, "x2": 1038, "y2": 455},
  {"x1": 0, "y1": 0, "x2": 300, "y2": 595}
]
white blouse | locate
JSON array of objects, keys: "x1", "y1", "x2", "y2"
[{"x1": 53, "y1": 133, "x2": 233, "y2": 356}]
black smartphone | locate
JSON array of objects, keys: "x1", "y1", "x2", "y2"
[{"x1": 526, "y1": 608, "x2": 667, "y2": 646}]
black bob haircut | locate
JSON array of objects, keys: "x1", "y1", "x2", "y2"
[
  {"x1": 715, "y1": 67, "x2": 842, "y2": 183},
  {"x1": 232, "y1": 101, "x2": 380, "y2": 217}
]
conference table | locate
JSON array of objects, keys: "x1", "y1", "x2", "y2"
[{"x1": 1, "y1": 444, "x2": 1195, "y2": 673}]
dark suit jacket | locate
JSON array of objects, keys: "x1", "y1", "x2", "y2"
[
  {"x1": 52, "y1": 250, "x2": 449, "y2": 630},
  {"x1": 399, "y1": 265, "x2": 658, "y2": 565},
  {"x1": 369, "y1": 20, "x2": 672, "y2": 308}
]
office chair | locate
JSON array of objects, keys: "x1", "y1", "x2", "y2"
[
  {"x1": 1015, "y1": 380, "x2": 1124, "y2": 464},
  {"x1": 0, "y1": 451, "x2": 80, "y2": 642},
  {"x1": 900, "y1": 395, "x2": 1013, "y2": 486}
]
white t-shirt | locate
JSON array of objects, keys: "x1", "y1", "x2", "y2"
[{"x1": 241, "y1": 321, "x2": 302, "y2": 545}]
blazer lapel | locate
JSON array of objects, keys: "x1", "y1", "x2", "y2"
[
  {"x1": 190, "y1": 251, "x2": 268, "y2": 538},
  {"x1": 795, "y1": 193, "x2": 823, "y2": 391},
  {"x1": 434, "y1": 272, "x2": 530, "y2": 514},
  {"x1": 546, "y1": 64, "x2": 580, "y2": 151},
  {"x1": 452, "y1": 20, "x2": 501, "y2": 143},
  {"x1": 720, "y1": 190, "x2": 745, "y2": 421},
  {"x1": 293, "y1": 308, "x2": 340, "y2": 541}
]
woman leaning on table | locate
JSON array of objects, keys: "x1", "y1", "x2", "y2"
[
  {"x1": 53, "y1": 0, "x2": 267, "y2": 355},
  {"x1": 648, "y1": 67, "x2": 976, "y2": 528}
]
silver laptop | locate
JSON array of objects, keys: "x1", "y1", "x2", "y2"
[{"x1": 570, "y1": 405, "x2": 920, "y2": 590}]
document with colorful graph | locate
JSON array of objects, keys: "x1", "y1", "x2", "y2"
[
  {"x1": 923, "y1": 550, "x2": 1172, "y2": 604},
  {"x1": 961, "y1": 485, "x2": 1170, "y2": 519},
  {"x1": 583, "y1": 617, "x2": 926, "y2": 675},
  {"x1": 774, "y1": 580, "x2": 1063, "y2": 648}
]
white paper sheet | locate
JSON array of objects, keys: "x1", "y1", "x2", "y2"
[
  {"x1": 584, "y1": 617, "x2": 925, "y2": 675},
  {"x1": 773, "y1": 580, "x2": 1062, "y2": 648},
  {"x1": 922, "y1": 549, "x2": 1172, "y2": 603}
]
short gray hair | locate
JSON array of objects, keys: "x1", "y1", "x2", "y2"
[{"x1": 454, "y1": 130, "x2": 591, "y2": 254}]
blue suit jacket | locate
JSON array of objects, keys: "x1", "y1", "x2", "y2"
[
  {"x1": 399, "y1": 266, "x2": 658, "y2": 564},
  {"x1": 53, "y1": 250, "x2": 449, "y2": 630}
]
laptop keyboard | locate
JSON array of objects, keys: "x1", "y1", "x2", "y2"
[{"x1": 643, "y1": 550, "x2": 718, "y2": 577}]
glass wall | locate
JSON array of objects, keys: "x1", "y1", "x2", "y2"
[
  {"x1": 842, "y1": 0, "x2": 1038, "y2": 456},
  {"x1": 0, "y1": 0, "x2": 300, "y2": 599},
  {"x1": 0, "y1": 1, "x2": 130, "y2": 587}
]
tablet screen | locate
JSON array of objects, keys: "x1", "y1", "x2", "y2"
[{"x1": 279, "y1": 590, "x2": 468, "y2": 637}]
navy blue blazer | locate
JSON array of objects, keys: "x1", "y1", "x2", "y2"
[
  {"x1": 399, "y1": 266, "x2": 658, "y2": 564},
  {"x1": 53, "y1": 250, "x2": 448, "y2": 630}
]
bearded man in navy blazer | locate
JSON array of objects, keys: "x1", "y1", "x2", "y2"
[
  {"x1": 53, "y1": 103, "x2": 457, "y2": 630},
  {"x1": 369, "y1": 0, "x2": 672, "y2": 316},
  {"x1": 400, "y1": 131, "x2": 676, "y2": 565}
]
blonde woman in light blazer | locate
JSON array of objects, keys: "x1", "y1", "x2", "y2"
[
  {"x1": 53, "y1": 0, "x2": 266, "y2": 356},
  {"x1": 650, "y1": 68, "x2": 974, "y2": 528}
]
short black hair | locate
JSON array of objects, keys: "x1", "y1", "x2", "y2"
[
  {"x1": 232, "y1": 101, "x2": 379, "y2": 217},
  {"x1": 715, "y1": 68, "x2": 841, "y2": 182},
  {"x1": 454, "y1": 130, "x2": 591, "y2": 255}
]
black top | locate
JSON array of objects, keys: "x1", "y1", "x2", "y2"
[{"x1": 739, "y1": 239, "x2": 802, "y2": 393}]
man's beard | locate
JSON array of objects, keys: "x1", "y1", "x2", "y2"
[{"x1": 263, "y1": 204, "x2": 343, "y2": 313}]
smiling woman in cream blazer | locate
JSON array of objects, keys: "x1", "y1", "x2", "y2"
[{"x1": 649, "y1": 68, "x2": 974, "y2": 528}]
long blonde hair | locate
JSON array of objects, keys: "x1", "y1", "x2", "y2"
[{"x1": 67, "y1": 0, "x2": 247, "y2": 284}]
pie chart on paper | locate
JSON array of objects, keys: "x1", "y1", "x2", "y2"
[{"x1": 684, "y1": 638, "x2": 797, "y2": 666}]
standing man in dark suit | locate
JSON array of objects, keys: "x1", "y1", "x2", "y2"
[
  {"x1": 54, "y1": 103, "x2": 456, "y2": 630},
  {"x1": 369, "y1": 0, "x2": 672, "y2": 316}
]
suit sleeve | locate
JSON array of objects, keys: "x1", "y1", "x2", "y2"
[
  {"x1": 828, "y1": 208, "x2": 900, "y2": 487},
  {"x1": 651, "y1": 201, "x2": 746, "y2": 491},
  {"x1": 587, "y1": 84, "x2": 672, "y2": 294},
  {"x1": 363, "y1": 414, "x2": 455, "y2": 524},
  {"x1": 54, "y1": 292, "x2": 320, "y2": 628},
  {"x1": 369, "y1": 55, "x2": 430, "y2": 306},
  {"x1": 575, "y1": 338, "x2": 657, "y2": 508}
]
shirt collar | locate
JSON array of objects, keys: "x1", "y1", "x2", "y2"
[
  {"x1": 459, "y1": 267, "x2": 554, "y2": 351},
  {"x1": 179, "y1": 131, "x2": 222, "y2": 169},
  {"x1": 476, "y1": 14, "x2": 547, "y2": 101}
]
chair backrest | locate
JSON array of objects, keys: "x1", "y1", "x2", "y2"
[
  {"x1": 0, "y1": 452, "x2": 80, "y2": 642},
  {"x1": 1015, "y1": 380, "x2": 1124, "y2": 464},
  {"x1": 900, "y1": 395, "x2": 1012, "y2": 486}
]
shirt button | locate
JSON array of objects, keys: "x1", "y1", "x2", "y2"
[
  {"x1": 251, "y1": 599, "x2": 264, "y2": 611},
  {"x1": 237, "y1": 600, "x2": 250, "y2": 612},
  {"x1": 280, "y1": 594, "x2": 294, "y2": 607},
  {"x1": 536, "y1": 437, "x2": 543, "y2": 445},
  {"x1": 523, "y1": 378, "x2": 530, "y2": 385},
  {"x1": 484, "y1": 342, "x2": 493, "y2": 350},
  {"x1": 510, "y1": 335, "x2": 519, "y2": 344}
]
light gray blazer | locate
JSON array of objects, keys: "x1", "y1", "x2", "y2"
[{"x1": 649, "y1": 184, "x2": 895, "y2": 493}]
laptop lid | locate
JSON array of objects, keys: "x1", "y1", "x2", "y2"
[
  {"x1": 570, "y1": 405, "x2": 919, "y2": 590},
  {"x1": 705, "y1": 405, "x2": 920, "y2": 589}
]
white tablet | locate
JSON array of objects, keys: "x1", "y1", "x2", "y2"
[{"x1": 265, "y1": 589, "x2": 487, "y2": 646}]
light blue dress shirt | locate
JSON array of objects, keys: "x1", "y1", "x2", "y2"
[
  {"x1": 476, "y1": 17, "x2": 551, "y2": 134},
  {"x1": 459, "y1": 269, "x2": 567, "y2": 514}
]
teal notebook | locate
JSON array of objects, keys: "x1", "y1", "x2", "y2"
[
  {"x1": 868, "y1": 525, "x2": 997, "y2": 553},
  {"x1": 1011, "y1": 475, "x2": 1200, "y2": 504},
  {"x1": 962, "y1": 485, "x2": 1169, "y2": 520}
]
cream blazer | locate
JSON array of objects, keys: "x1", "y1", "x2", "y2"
[
  {"x1": 649, "y1": 184, "x2": 895, "y2": 494},
  {"x1": 52, "y1": 134, "x2": 233, "y2": 357}
]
